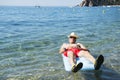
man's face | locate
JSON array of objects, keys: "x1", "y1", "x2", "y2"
[{"x1": 69, "y1": 36, "x2": 76, "y2": 44}]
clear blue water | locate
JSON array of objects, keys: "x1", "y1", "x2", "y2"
[{"x1": 0, "y1": 6, "x2": 120, "y2": 80}]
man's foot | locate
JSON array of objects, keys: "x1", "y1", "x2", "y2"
[
  {"x1": 94, "y1": 55, "x2": 104, "y2": 70},
  {"x1": 72, "y1": 62, "x2": 83, "y2": 73}
]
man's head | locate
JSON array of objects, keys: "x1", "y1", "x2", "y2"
[{"x1": 68, "y1": 32, "x2": 79, "y2": 44}]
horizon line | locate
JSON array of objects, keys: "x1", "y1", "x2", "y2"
[{"x1": 0, "y1": 5, "x2": 76, "y2": 7}]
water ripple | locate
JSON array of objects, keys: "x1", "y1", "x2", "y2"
[{"x1": 0, "y1": 6, "x2": 120, "y2": 80}]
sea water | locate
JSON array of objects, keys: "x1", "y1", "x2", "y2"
[{"x1": 0, "y1": 6, "x2": 120, "y2": 80}]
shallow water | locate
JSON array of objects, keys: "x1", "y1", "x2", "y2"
[{"x1": 0, "y1": 6, "x2": 120, "y2": 80}]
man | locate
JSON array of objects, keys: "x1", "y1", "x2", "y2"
[{"x1": 59, "y1": 32, "x2": 104, "y2": 72}]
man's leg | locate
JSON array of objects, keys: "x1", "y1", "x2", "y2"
[
  {"x1": 78, "y1": 50, "x2": 96, "y2": 64},
  {"x1": 67, "y1": 51, "x2": 83, "y2": 72},
  {"x1": 67, "y1": 51, "x2": 76, "y2": 67}
]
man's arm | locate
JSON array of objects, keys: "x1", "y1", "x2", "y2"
[
  {"x1": 59, "y1": 43, "x2": 67, "y2": 54},
  {"x1": 77, "y1": 43, "x2": 90, "y2": 52},
  {"x1": 77, "y1": 43, "x2": 86, "y2": 49}
]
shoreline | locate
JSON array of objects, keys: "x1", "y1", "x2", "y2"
[{"x1": 102, "y1": 5, "x2": 120, "y2": 7}]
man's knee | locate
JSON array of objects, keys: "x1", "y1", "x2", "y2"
[{"x1": 78, "y1": 50, "x2": 90, "y2": 57}]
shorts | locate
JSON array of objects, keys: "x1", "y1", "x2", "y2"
[{"x1": 63, "y1": 48, "x2": 81, "y2": 57}]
